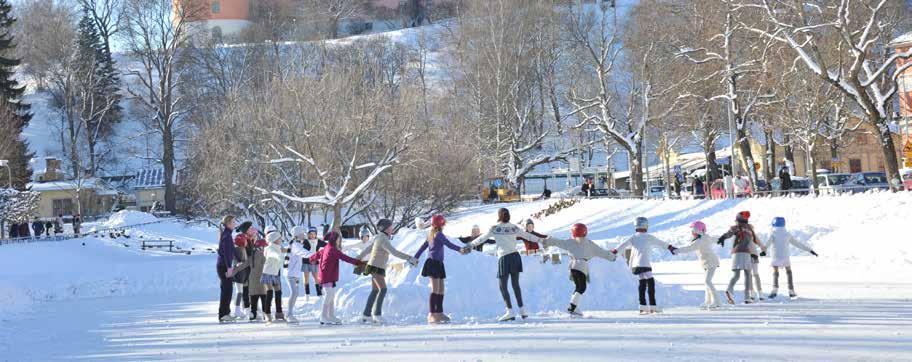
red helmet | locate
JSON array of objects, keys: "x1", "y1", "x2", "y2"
[
  {"x1": 571, "y1": 223, "x2": 588, "y2": 238},
  {"x1": 737, "y1": 211, "x2": 751, "y2": 223},
  {"x1": 431, "y1": 214, "x2": 446, "y2": 228}
]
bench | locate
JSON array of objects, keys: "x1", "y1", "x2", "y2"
[{"x1": 141, "y1": 239, "x2": 175, "y2": 252}]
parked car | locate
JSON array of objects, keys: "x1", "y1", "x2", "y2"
[
  {"x1": 648, "y1": 186, "x2": 668, "y2": 199},
  {"x1": 843, "y1": 172, "x2": 890, "y2": 193},
  {"x1": 902, "y1": 169, "x2": 912, "y2": 191},
  {"x1": 786, "y1": 176, "x2": 811, "y2": 195},
  {"x1": 816, "y1": 173, "x2": 852, "y2": 195}
]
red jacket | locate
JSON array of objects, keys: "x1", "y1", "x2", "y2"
[{"x1": 309, "y1": 242, "x2": 361, "y2": 284}]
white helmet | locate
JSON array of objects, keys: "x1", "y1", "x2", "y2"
[
  {"x1": 634, "y1": 217, "x2": 649, "y2": 230},
  {"x1": 291, "y1": 226, "x2": 307, "y2": 238}
]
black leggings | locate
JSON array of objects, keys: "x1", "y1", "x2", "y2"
[
  {"x1": 250, "y1": 293, "x2": 269, "y2": 315},
  {"x1": 638, "y1": 278, "x2": 656, "y2": 306},
  {"x1": 571, "y1": 270, "x2": 587, "y2": 294},
  {"x1": 498, "y1": 272, "x2": 523, "y2": 309},
  {"x1": 235, "y1": 285, "x2": 250, "y2": 308}
]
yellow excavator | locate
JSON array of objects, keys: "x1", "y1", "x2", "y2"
[{"x1": 482, "y1": 177, "x2": 521, "y2": 203}]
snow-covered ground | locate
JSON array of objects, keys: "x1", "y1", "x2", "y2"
[{"x1": 2, "y1": 193, "x2": 911, "y2": 361}]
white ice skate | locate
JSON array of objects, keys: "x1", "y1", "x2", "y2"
[
  {"x1": 498, "y1": 308, "x2": 516, "y2": 322},
  {"x1": 286, "y1": 314, "x2": 299, "y2": 324},
  {"x1": 372, "y1": 315, "x2": 386, "y2": 325},
  {"x1": 649, "y1": 306, "x2": 662, "y2": 314},
  {"x1": 768, "y1": 288, "x2": 779, "y2": 299},
  {"x1": 232, "y1": 308, "x2": 245, "y2": 319},
  {"x1": 639, "y1": 306, "x2": 649, "y2": 315},
  {"x1": 265, "y1": 313, "x2": 274, "y2": 323},
  {"x1": 360, "y1": 316, "x2": 372, "y2": 324},
  {"x1": 789, "y1": 290, "x2": 798, "y2": 299},
  {"x1": 519, "y1": 307, "x2": 528, "y2": 320},
  {"x1": 219, "y1": 315, "x2": 236, "y2": 323}
]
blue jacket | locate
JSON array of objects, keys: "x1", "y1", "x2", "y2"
[{"x1": 217, "y1": 226, "x2": 235, "y2": 268}]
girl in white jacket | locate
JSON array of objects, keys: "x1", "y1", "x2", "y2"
[
  {"x1": 261, "y1": 230, "x2": 286, "y2": 322},
  {"x1": 285, "y1": 226, "x2": 315, "y2": 323},
  {"x1": 764, "y1": 217, "x2": 818, "y2": 299},
  {"x1": 541, "y1": 223, "x2": 616, "y2": 316},
  {"x1": 464, "y1": 208, "x2": 546, "y2": 322},
  {"x1": 611, "y1": 217, "x2": 677, "y2": 314},
  {"x1": 674, "y1": 221, "x2": 721, "y2": 309}
]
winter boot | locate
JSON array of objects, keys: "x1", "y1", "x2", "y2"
[
  {"x1": 265, "y1": 313, "x2": 274, "y2": 323},
  {"x1": 519, "y1": 307, "x2": 528, "y2": 320},
  {"x1": 498, "y1": 308, "x2": 516, "y2": 322},
  {"x1": 567, "y1": 304, "x2": 583, "y2": 317},
  {"x1": 275, "y1": 312, "x2": 285, "y2": 322},
  {"x1": 768, "y1": 288, "x2": 778, "y2": 299},
  {"x1": 639, "y1": 305, "x2": 649, "y2": 315}
]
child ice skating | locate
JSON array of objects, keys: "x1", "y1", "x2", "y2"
[
  {"x1": 464, "y1": 208, "x2": 546, "y2": 321},
  {"x1": 763, "y1": 217, "x2": 819, "y2": 299},
  {"x1": 231, "y1": 222, "x2": 256, "y2": 319},
  {"x1": 357, "y1": 218, "x2": 418, "y2": 324},
  {"x1": 284, "y1": 226, "x2": 314, "y2": 323},
  {"x1": 718, "y1": 211, "x2": 767, "y2": 304},
  {"x1": 541, "y1": 223, "x2": 616, "y2": 316},
  {"x1": 309, "y1": 231, "x2": 364, "y2": 325},
  {"x1": 261, "y1": 228, "x2": 286, "y2": 322},
  {"x1": 612, "y1": 217, "x2": 677, "y2": 314},
  {"x1": 414, "y1": 214, "x2": 465, "y2": 324},
  {"x1": 304, "y1": 227, "x2": 325, "y2": 298},
  {"x1": 675, "y1": 221, "x2": 722, "y2": 309},
  {"x1": 247, "y1": 234, "x2": 269, "y2": 322}
]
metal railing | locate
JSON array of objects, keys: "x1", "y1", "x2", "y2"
[{"x1": 0, "y1": 218, "x2": 179, "y2": 247}]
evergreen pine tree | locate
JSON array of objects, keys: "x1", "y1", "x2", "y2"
[{"x1": 0, "y1": 0, "x2": 33, "y2": 189}]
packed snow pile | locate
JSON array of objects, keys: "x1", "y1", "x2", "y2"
[{"x1": 102, "y1": 210, "x2": 159, "y2": 229}]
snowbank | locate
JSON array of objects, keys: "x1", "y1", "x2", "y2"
[
  {"x1": 328, "y1": 192, "x2": 912, "y2": 320},
  {"x1": 103, "y1": 210, "x2": 159, "y2": 229}
]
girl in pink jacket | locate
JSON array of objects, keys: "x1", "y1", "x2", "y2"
[{"x1": 309, "y1": 231, "x2": 364, "y2": 325}]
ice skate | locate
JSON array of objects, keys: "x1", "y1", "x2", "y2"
[
  {"x1": 360, "y1": 316, "x2": 372, "y2": 324},
  {"x1": 789, "y1": 289, "x2": 798, "y2": 299},
  {"x1": 639, "y1": 305, "x2": 649, "y2": 315},
  {"x1": 567, "y1": 306, "x2": 583, "y2": 317},
  {"x1": 725, "y1": 291, "x2": 735, "y2": 305},
  {"x1": 649, "y1": 306, "x2": 661, "y2": 314},
  {"x1": 265, "y1": 313, "x2": 274, "y2": 323},
  {"x1": 372, "y1": 315, "x2": 386, "y2": 325},
  {"x1": 286, "y1": 314, "x2": 299, "y2": 324},
  {"x1": 519, "y1": 307, "x2": 528, "y2": 320},
  {"x1": 437, "y1": 313, "x2": 451, "y2": 323},
  {"x1": 219, "y1": 315, "x2": 236, "y2": 323},
  {"x1": 768, "y1": 288, "x2": 779, "y2": 299},
  {"x1": 498, "y1": 308, "x2": 516, "y2": 322},
  {"x1": 274, "y1": 312, "x2": 286, "y2": 322},
  {"x1": 232, "y1": 308, "x2": 245, "y2": 319}
]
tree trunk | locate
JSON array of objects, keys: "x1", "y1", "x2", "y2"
[
  {"x1": 873, "y1": 116, "x2": 901, "y2": 190},
  {"x1": 736, "y1": 125, "x2": 759, "y2": 188},
  {"x1": 629, "y1": 140, "x2": 645, "y2": 197},
  {"x1": 764, "y1": 130, "x2": 775, "y2": 182},
  {"x1": 704, "y1": 139, "x2": 721, "y2": 183},
  {"x1": 783, "y1": 135, "x2": 795, "y2": 169},
  {"x1": 830, "y1": 142, "x2": 839, "y2": 173},
  {"x1": 162, "y1": 126, "x2": 176, "y2": 213},
  {"x1": 808, "y1": 143, "x2": 818, "y2": 195}
]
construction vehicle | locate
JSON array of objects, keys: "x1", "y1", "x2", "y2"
[{"x1": 481, "y1": 177, "x2": 521, "y2": 203}]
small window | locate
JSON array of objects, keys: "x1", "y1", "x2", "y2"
[{"x1": 211, "y1": 1, "x2": 221, "y2": 14}]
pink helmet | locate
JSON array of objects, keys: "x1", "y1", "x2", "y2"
[{"x1": 690, "y1": 221, "x2": 707, "y2": 236}]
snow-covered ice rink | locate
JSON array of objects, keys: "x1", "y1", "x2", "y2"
[{"x1": 2, "y1": 193, "x2": 911, "y2": 361}]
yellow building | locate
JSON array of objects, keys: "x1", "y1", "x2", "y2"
[
  {"x1": 748, "y1": 122, "x2": 903, "y2": 178},
  {"x1": 27, "y1": 158, "x2": 119, "y2": 218}
]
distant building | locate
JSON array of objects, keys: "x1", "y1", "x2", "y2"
[
  {"x1": 174, "y1": 0, "x2": 447, "y2": 39},
  {"x1": 889, "y1": 31, "x2": 912, "y2": 168},
  {"x1": 130, "y1": 168, "x2": 168, "y2": 212},
  {"x1": 27, "y1": 158, "x2": 119, "y2": 219}
]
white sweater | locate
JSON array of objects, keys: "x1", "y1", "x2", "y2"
[
  {"x1": 675, "y1": 234, "x2": 720, "y2": 270},
  {"x1": 542, "y1": 236, "x2": 616, "y2": 276},
  {"x1": 613, "y1": 232, "x2": 671, "y2": 269},
  {"x1": 763, "y1": 227, "x2": 813, "y2": 267},
  {"x1": 263, "y1": 243, "x2": 286, "y2": 276},
  {"x1": 470, "y1": 222, "x2": 542, "y2": 258},
  {"x1": 286, "y1": 239, "x2": 315, "y2": 278}
]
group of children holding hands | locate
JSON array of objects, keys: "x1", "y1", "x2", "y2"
[{"x1": 216, "y1": 207, "x2": 819, "y2": 325}]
